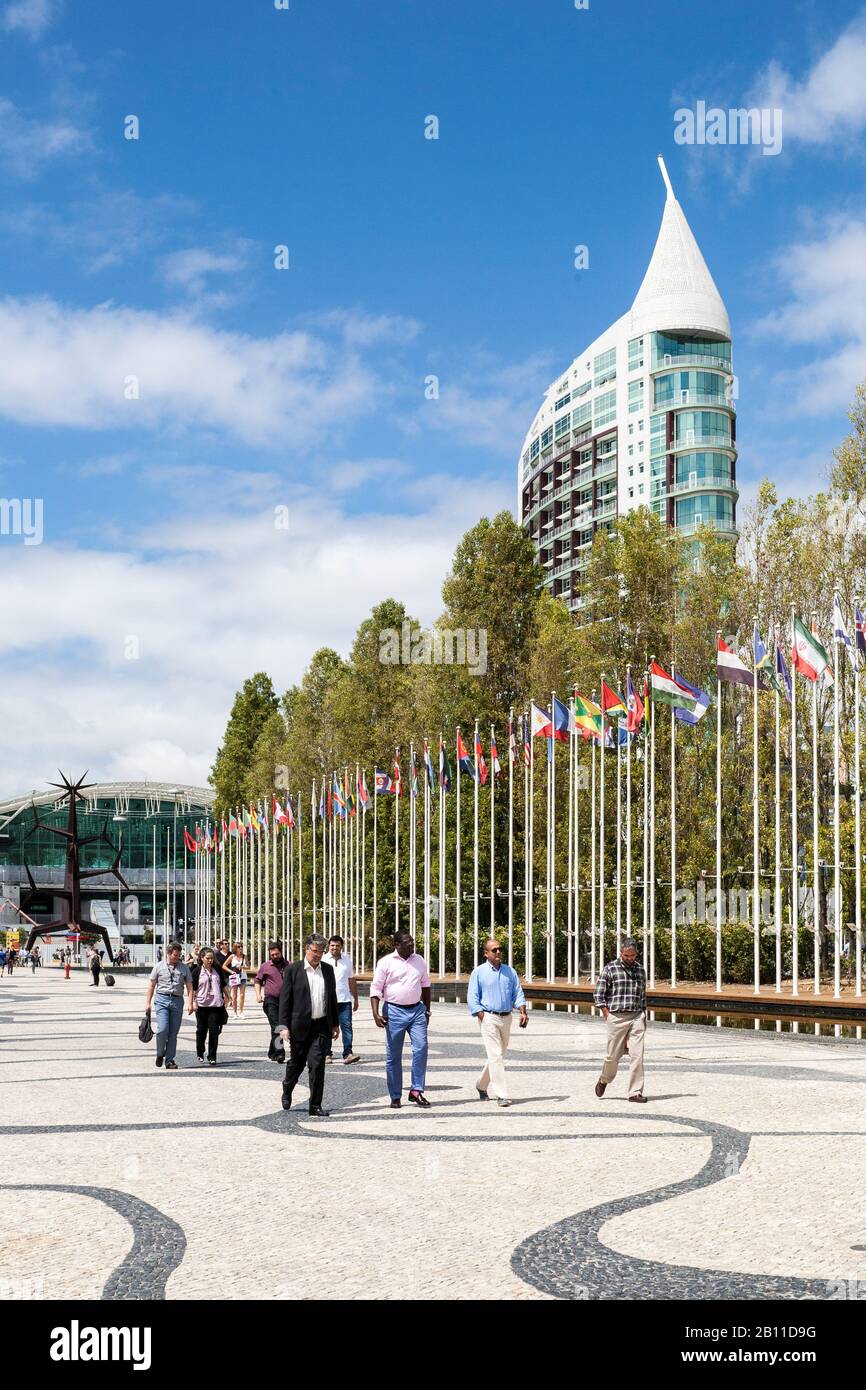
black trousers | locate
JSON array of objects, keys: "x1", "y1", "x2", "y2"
[
  {"x1": 282, "y1": 1018, "x2": 330, "y2": 1110},
  {"x1": 90, "y1": 963, "x2": 100, "y2": 986},
  {"x1": 195, "y1": 1006, "x2": 221, "y2": 1061},
  {"x1": 262, "y1": 997, "x2": 284, "y2": 1060}
]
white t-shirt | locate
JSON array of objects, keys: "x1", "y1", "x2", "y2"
[{"x1": 326, "y1": 952, "x2": 355, "y2": 1004}]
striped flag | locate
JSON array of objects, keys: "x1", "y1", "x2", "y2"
[
  {"x1": 717, "y1": 636, "x2": 752, "y2": 686},
  {"x1": 792, "y1": 616, "x2": 829, "y2": 682},
  {"x1": 650, "y1": 660, "x2": 704, "y2": 715}
]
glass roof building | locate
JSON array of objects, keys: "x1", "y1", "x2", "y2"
[
  {"x1": 0, "y1": 781, "x2": 214, "y2": 941},
  {"x1": 518, "y1": 158, "x2": 738, "y2": 616}
]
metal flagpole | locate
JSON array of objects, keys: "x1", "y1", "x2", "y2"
[
  {"x1": 567, "y1": 701, "x2": 574, "y2": 982},
  {"x1": 616, "y1": 697, "x2": 622, "y2": 954},
  {"x1": 257, "y1": 812, "x2": 263, "y2": 966},
  {"x1": 283, "y1": 813, "x2": 288, "y2": 951},
  {"x1": 716, "y1": 642, "x2": 723, "y2": 994},
  {"x1": 753, "y1": 623, "x2": 760, "y2": 996},
  {"x1": 790, "y1": 610, "x2": 799, "y2": 995},
  {"x1": 626, "y1": 667, "x2": 633, "y2": 943},
  {"x1": 590, "y1": 714, "x2": 597, "y2": 983},
  {"x1": 299, "y1": 790, "x2": 304, "y2": 951},
  {"x1": 508, "y1": 709, "x2": 514, "y2": 966},
  {"x1": 438, "y1": 738, "x2": 445, "y2": 976},
  {"x1": 264, "y1": 809, "x2": 270, "y2": 962},
  {"x1": 410, "y1": 745, "x2": 417, "y2": 941},
  {"x1": 456, "y1": 730, "x2": 462, "y2": 978},
  {"x1": 649, "y1": 664, "x2": 656, "y2": 988},
  {"x1": 289, "y1": 815, "x2": 295, "y2": 955},
  {"x1": 548, "y1": 692, "x2": 554, "y2": 982},
  {"x1": 315, "y1": 783, "x2": 322, "y2": 934},
  {"x1": 812, "y1": 614, "x2": 820, "y2": 996},
  {"x1": 670, "y1": 666, "x2": 677, "y2": 990},
  {"x1": 490, "y1": 724, "x2": 496, "y2": 935},
  {"x1": 574, "y1": 712, "x2": 580, "y2": 981},
  {"x1": 473, "y1": 721, "x2": 479, "y2": 965},
  {"x1": 599, "y1": 674, "x2": 606, "y2": 970},
  {"x1": 361, "y1": 770, "x2": 367, "y2": 973},
  {"x1": 642, "y1": 680, "x2": 649, "y2": 975},
  {"x1": 856, "y1": 629, "x2": 863, "y2": 997},
  {"x1": 523, "y1": 713, "x2": 530, "y2": 979},
  {"x1": 423, "y1": 749, "x2": 430, "y2": 962},
  {"x1": 373, "y1": 772, "x2": 378, "y2": 966},
  {"x1": 774, "y1": 628, "x2": 782, "y2": 994},
  {"x1": 833, "y1": 596, "x2": 841, "y2": 999},
  {"x1": 394, "y1": 749, "x2": 400, "y2": 936},
  {"x1": 527, "y1": 718, "x2": 534, "y2": 982}
]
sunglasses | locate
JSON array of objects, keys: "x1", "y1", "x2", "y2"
[{"x1": 488, "y1": 947, "x2": 503, "y2": 953}]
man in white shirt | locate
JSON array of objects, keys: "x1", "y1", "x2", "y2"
[{"x1": 324, "y1": 935, "x2": 360, "y2": 1065}]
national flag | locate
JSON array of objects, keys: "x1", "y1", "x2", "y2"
[
  {"x1": 508, "y1": 715, "x2": 516, "y2": 765},
  {"x1": 183, "y1": 827, "x2": 198, "y2": 854},
  {"x1": 650, "y1": 659, "x2": 704, "y2": 715},
  {"x1": 332, "y1": 774, "x2": 346, "y2": 818},
  {"x1": 792, "y1": 616, "x2": 829, "y2": 683},
  {"x1": 358, "y1": 771, "x2": 370, "y2": 812},
  {"x1": 521, "y1": 713, "x2": 530, "y2": 767},
  {"x1": 753, "y1": 626, "x2": 781, "y2": 693},
  {"x1": 716, "y1": 636, "x2": 752, "y2": 687},
  {"x1": 856, "y1": 606, "x2": 866, "y2": 669},
  {"x1": 775, "y1": 636, "x2": 792, "y2": 704},
  {"x1": 249, "y1": 802, "x2": 260, "y2": 832},
  {"x1": 626, "y1": 672, "x2": 644, "y2": 734},
  {"x1": 423, "y1": 738, "x2": 436, "y2": 791},
  {"x1": 439, "y1": 734, "x2": 452, "y2": 792},
  {"x1": 491, "y1": 732, "x2": 502, "y2": 779},
  {"x1": 834, "y1": 594, "x2": 856, "y2": 672},
  {"x1": 552, "y1": 694, "x2": 574, "y2": 743},
  {"x1": 475, "y1": 732, "x2": 488, "y2": 785},
  {"x1": 345, "y1": 769, "x2": 356, "y2": 817},
  {"x1": 228, "y1": 811, "x2": 239, "y2": 836},
  {"x1": 672, "y1": 672, "x2": 712, "y2": 725},
  {"x1": 375, "y1": 769, "x2": 394, "y2": 795},
  {"x1": 530, "y1": 702, "x2": 552, "y2": 739},
  {"x1": 327, "y1": 785, "x2": 332, "y2": 821},
  {"x1": 601, "y1": 681, "x2": 627, "y2": 719},
  {"x1": 457, "y1": 730, "x2": 475, "y2": 778},
  {"x1": 574, "y1": 690, "x2": 602, "y2": 738},
  {"x1": 410, "y1": 749, "x2": 419, "y2": 799},
  {"x1": 319, "y1": 782, "x2": 325, "y2": 821},
  {"x1": 284, "y1": 796, "x2": 295, "y2": 830},
  {"x1": 259, "y1": 799, "x2": 269, "y2": 836},
  {"x1": 393, "y1": 752, "x2": 402, "y2": 798},
  {"x1": 311, "y1": 783, "x2": 317, "y2": 823}
]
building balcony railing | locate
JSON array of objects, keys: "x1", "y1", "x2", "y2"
[
  {"x1": 595, "y1": 497, "x2": 617, "y2": 518},
  {"x1": 669, "y1": 477, "x2": 738, "y2": 497},
  {"x1": 655, "y1": 391, "x2": 735, "y2": 412},
  {"x1": 670, "y1": 434, "x2": 734, "y2": 455},
  {"x1": 675, "y1": 520, "x2": 738, "y2": 538},
  {"x1": 651, "y1": 353, "x2": 732, "y2": 375}
]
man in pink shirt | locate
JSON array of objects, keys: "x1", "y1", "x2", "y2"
[{"x1": 370, "y1": 929, "x2": 432, "y2": 1109}]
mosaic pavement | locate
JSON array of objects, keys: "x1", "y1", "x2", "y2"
[{"x1": 1, "y1": 969, "x2": 865, "y2": 1301}]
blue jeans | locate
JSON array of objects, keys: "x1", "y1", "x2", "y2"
[
  {"x1": 326, "y1": 1002, "x2": 354, "y2": 1058},
  {"x1": 153, "y1": 994, "x2": 184, "y2": 1064},
  {"x1": 384, "y1": 1001, "x2": 428, "y2": 1100}
]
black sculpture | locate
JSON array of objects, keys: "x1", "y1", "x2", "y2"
[{"x1": 22, "y1": 773, "x2": 128, "y2": 964}]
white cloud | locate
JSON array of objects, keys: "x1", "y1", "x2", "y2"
[
  {"x1": 0, "y1": 95, "x2": 87, "y2": 176},
  {"x1": 0, "y1": 296, "x2": 379, "y2": 447},
  {"x1": 752, "y1": 12, "x2": 866, "y2": 146},
  {"x1": 0, "y1": 189, "x2": 197, "y2": 272},
  {"x1": 407, "y1": 350, "x2": 554, "y2": 454},
  {"x1": 2, "y1": 0, "x2": 60, "y2": 40},
  {"x1": 752, "y1": 212, "x2": 866, "y2": 414},
  {"x1": 0, "y1": 471, "x2": 510, "y2": 792},
  {"x1": 158, "y1": 241, "x2": 253, "y2": 302}
]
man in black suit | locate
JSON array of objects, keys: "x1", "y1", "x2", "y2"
[{"x1": 278, "y1": 932, "x2": 339, "y2": 1116}]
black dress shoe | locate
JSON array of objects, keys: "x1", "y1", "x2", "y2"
[
  {"x1": 408, "y1": 1090, "x2": 431, "y2": 1109},
  {"x1": 165, "y1": 1060, "x2": 178, "y2": 1070},
  {"x1": 390, "y1": 1099, "x2": 401, "y2": 1108},
  {"x1": 308, "y1": 1106, "x2": 330, "y2": 1117},
  {"x1": 281, "y1": 1092, "x2": 293, "y2": 1111},
  {"x1": 155, "y1": 1055, "x2": 164, "y2": 1068}
]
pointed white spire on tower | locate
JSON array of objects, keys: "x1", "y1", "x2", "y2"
[{"x1": 630, "y1": 159, "x2": 730, "y2": 337}]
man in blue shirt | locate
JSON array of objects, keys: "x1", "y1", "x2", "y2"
[{"x1": 467, "y1": 938, "x2": 527, "y2": 1107}]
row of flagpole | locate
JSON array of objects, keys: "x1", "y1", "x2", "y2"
[{"x1": 184, "y1": 600, "x2": 864, "y2": 995}]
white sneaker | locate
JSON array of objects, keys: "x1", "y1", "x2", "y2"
[
  {"x1": 343, "y1": 1053, "x2": 360, "y2": 1065},
  {"x1": 497, "y1": 1098, "x2": 512, "y2": 1107}
]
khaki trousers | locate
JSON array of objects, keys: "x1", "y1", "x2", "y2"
[
  {"x1": 476, "y1": 1012, "x2": 513, "y2": 1099},
  {"x1": 599, "y1": 1010, "x2": 646, "y2": 1096}
]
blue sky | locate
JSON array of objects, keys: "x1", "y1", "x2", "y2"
[{"x1": 1, "y1": 0, "x2": 865, "y2": 788}]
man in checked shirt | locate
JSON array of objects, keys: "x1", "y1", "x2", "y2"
[{"x1": 593, "y1": 938, "x2": 648, "y2": 1102}]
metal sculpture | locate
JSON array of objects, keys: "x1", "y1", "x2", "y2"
[{"x1": 22, "y1": 773, "x2": 128, "y2": 963}]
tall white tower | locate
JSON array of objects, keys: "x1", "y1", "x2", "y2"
[{"x1": 518, "y1": 158, "x2": 737, "y2": 615}]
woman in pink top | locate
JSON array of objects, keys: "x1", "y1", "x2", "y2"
[{"x1": 191, "y1": 948, "x2": 224, "y2": 1064}]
